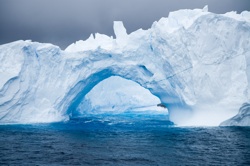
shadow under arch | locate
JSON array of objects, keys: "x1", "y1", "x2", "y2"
[
  {"x1": 58, "y1": 64, "x2": 189, "y2": 118},
  {"x1": 65, "y1": 68, "x2": 115, "y2": 116}
]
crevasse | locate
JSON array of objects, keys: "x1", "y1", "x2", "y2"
[{"x1": 0, "y1": 6, "x2": 250, "y2": 126}]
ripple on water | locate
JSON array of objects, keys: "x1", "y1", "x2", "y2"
[{"x1": 0, "y1": 117, "x2": 249, "y2": 165}]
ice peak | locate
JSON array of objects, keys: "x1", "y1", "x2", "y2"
[
  {"x1": 113, "y1": 21, "x2": 128, "y2": 46},
  {"x1": 202, "y1": 5, "x2": 208, "y2": 12},
  {"x1": 114, "y1": 21, "x2": 127, "y2": 38}
]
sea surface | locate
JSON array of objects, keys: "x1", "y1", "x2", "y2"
[{"x1": 0, "y1": 114, "x2": 249, "y2": 165}]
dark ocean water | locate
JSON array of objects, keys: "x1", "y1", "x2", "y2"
[{"x1": 0, "y1": 114, "x2": 250, "y2": 166}]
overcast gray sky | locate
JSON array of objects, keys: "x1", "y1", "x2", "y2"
[{"x1": 0, "y1": 0, "x2": 249, "y2": 49}]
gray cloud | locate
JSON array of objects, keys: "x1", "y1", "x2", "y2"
[{"x1": 0, "y1": 0, "x2": 249, "y2": 49}]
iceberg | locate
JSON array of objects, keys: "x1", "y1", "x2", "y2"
[{"x1": 0, "y1": 7, "x2": 250, "y2": 125}]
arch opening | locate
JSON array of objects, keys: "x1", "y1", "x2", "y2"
[{"x1": 72, "y1": 76, "x2": 168, "y2": 118}]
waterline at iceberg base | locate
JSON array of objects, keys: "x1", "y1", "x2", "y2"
[{"x1": 0, "y1": 7, "x2": 250, "y2": 126}]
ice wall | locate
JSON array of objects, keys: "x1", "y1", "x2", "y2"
[{"x1": 0, "y1": 7, "x2": 250, "y2": 125}]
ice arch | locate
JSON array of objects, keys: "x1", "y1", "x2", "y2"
[
  {"x1": 0, "y1": 39, "x2": 193, "y2": 124},
  {"x1": 58, "y1": 64, "x2": 188, "y2": 118}
]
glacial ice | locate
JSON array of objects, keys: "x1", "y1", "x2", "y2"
[
  {"x1": 220, "y1": 103, "x2": 250, "y2": 126},
  {"x1": 0, "y1": 7, "x2": 250, "y2": 126}
]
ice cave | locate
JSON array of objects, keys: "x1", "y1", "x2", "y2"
[{"x1": 0, "y1": 7, "x2": 250, "y2": 126}]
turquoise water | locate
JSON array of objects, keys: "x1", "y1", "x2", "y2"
[{"x1": 0, "y1": 114, "x2": 249, "y2": 165}]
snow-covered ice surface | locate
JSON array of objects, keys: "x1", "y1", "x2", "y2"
[{"x1": 0, "y1": 6, "x2": 250, "y2": 126}]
